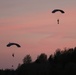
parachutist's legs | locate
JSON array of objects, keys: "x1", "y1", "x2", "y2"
[{"x1": 57, "y1": 19, "x2": 59, "y2": 24}]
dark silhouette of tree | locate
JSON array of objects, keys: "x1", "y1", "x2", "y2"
[
  {"x1": 17, "y1": 63, "x2": 21, "y2": 69},
  {"x1": 48, "y1": 54, "x2": 54, "y2": 64},
  {"x1": 53, "y1": 48, "x2": 62, "y2": 63},
  {"x1": 35, "y1": 53, "x2": 47, "y2": 63},
  {"x1": 23, "y1": 54, "x2": 32, "y2": 64},
  {"x1": 1, "y1": 47, "x2": 76, "y2": 75}
]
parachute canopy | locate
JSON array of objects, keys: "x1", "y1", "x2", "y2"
[
  {"x1": 52, "y1": 9, "x2": 65, "y2": 13},
  {"x1": 7, "y1": 42, "x2": 21, "y2": 47}
]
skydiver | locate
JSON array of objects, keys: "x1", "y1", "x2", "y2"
[
  {"x1": 57, "y1": 19, "x2": 59, "y2": 24},
  {"x1": 12, "y1": 65, "x2": 13, "y2": 67},
  {"x1": 12, "y1": 53, "x2": 14, "y2": 57}
]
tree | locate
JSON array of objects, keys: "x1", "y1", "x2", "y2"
[
  {"x1": 35, "y1": 53, "x2": 47, "y2": 63},
  {"x1": 23, "y1": 54, "x2": 32, "y2": 64},
  {"x1": 48, "y1": 54, "x2": 54, "y2": 63}
]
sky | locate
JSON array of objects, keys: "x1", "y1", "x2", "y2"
[{"x1": 0, "y1": 0, "x2": 76, "y2": 69}]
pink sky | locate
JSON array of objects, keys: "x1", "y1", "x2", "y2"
[{"x1": 0, "y1": 0, "x2": 76, "y2": 69}]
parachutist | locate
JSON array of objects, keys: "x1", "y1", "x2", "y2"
[
  {"x1": 12, "y1": 65, "x2": 13, "y2": 67},
  {"x1": 12, "y1": 53, "x2": 14, "y2": 57},
  {"x1": 57, "y1": 19, "x2": 59, "y2": 24},
  {"x1": 52, "y1": 9, "x2": 65, "y2": 24}
]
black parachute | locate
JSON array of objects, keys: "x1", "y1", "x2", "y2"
[
  {"x1": 7, "y1": 42, "x2": 21, "y2": 68},
  {"x1": 52, "y1": 9, "x2": 65, "y2": 13},
  {"x1": 52, "y1": 9, "x2": 65, "y2": 24},
  {"x1": 7, "y1": 42, "x2": 21, "y2": 47}
]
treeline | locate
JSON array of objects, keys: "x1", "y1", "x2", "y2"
[{"x1": 1, "y1": 47, "x2": 76, "y2": 75}]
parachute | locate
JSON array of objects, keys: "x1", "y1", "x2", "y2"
[
  {"x1": 52, "y1": 9, "x2": 65, "y2": 13},
  {"x1": 7, "y1": 42, "x2": 21, "y2": 47},
  {"x1": 52, "y1": 9, "x2": 65, "y2": 24},
  {"x1": 7, "y1": 42, "x2": 21, "y2": 68}
]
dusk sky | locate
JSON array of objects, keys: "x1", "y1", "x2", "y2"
[{"x1": 0, "y1": 0, "x2": 76, "y2": 69}]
